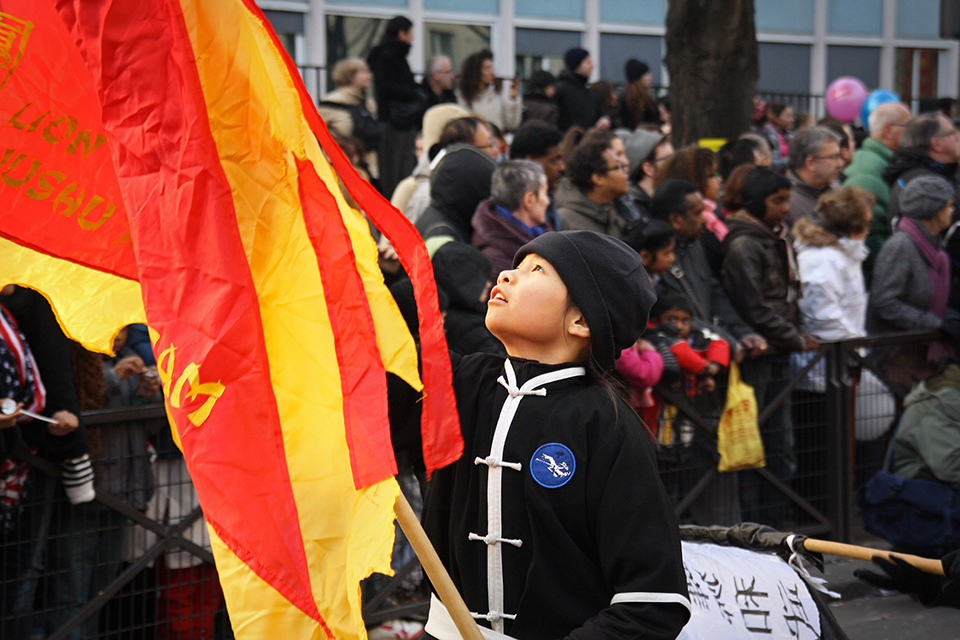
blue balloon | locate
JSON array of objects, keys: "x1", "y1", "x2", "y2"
[{"x1": 860, "y1": 89, "x2": 901, "y2": 131}]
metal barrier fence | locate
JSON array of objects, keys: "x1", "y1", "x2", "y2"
[
  {"x1": 0, "y1": 331, "x2": 939, "y2": 638},
  {"x1": 655, "y1": 330, "x2": 941, "y2": 542}
]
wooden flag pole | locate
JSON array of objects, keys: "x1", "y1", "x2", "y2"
[
  {"x1": 802, "y1": 538, "x2": 945, "y2": 576},
  {"x1": 394, "y1": 492, "x2": 485, "y2": 640}
]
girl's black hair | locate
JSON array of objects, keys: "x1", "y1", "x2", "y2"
[
  {"x1": 561, "y1": 297, "x2": 655, "y2": 440},
  {"x1": 624, "y1": 219, "x2": 675, "y2": 257},
  {"x1": 650, "y1": 292, "x2": 694, "y2": 320}
]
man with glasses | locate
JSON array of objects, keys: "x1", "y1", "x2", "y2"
[
  {"x1": 885, "y1": 112, "x2": 960, "y2": 225},
  {"x1": 554, "y1": 130, "x2": 639, "y2": 239},
  {"x1": 422, "y1": 55, "x2": 457, "y2": 108},
  {"x1": 624, "y1": 128, "x2": 674, "y2": 222},
  {"x1": 843, "y1": 102, "x2": 912, "y2": 283},
  {"x1": 785, "y1": 126, "x2": 844, "y2": 229}
]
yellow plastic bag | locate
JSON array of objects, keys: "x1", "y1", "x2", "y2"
[{"x1": 716, "y1": 362, "x2": 765, "y2": 472}]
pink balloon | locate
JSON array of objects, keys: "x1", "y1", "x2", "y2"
[{"x1": 825, "y1": 76, "x2": 868, "y2": 122}]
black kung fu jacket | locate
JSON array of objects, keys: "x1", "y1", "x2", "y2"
[{"x1": 420, "y1": 354, "x2": 691, "y2": 640}]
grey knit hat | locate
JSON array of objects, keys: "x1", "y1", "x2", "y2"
[
  {"x1": 513, "y1": 231, "x2": 655, "y2": 371},
  {"x1": 900, "y1": 175, "x2": 955, "y2": 220},
  {"x1": 625, "y1": 128, "x2": 667, "y2": 178}
]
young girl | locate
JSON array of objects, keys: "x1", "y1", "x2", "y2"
[
  {"x1": 615, "y1": 219, "x2": 675, "y2": 416},
  {"x1": 625, "y1": 219, "x2": 676, "y2": 285},
  {"x1": 418, "y1": 230, "x2": 691, "y2": 640}
]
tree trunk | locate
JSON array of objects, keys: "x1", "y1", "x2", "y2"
[{"x1": 665, "y1": 0, "x2": 759, "y2": 147}]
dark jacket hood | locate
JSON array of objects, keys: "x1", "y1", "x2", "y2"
[
  {"x1": 883, "y1": 147, "x2": 959, "y2": 185},
  {"x1": 429, "y1": 144, "x2": 498, "y2": 240},
  {"x1": 431, "y1": 241, "x2": 493, "y2": 312}
]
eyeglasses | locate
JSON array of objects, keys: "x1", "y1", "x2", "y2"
[
  {"x1": 815, "y1": 153, "x2": 842, "y2": 161},
  {"x1": 604, "y1": 162, "x2": 630, "y2": 173},
  {"x1": 935, "y1": 128, "x2": 960, "y2": 138}
]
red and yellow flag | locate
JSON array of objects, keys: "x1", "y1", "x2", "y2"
[{"x1": 1, "y1": 1, "x2": 462, "y2": 638}]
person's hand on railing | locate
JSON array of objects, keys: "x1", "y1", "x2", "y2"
[
  {"x1": 138, "y1": 367, "x2": 161, "y2": 398},
  {"x1": 737, "y1": 333, "x2": 768, "y2": 360},
  {"x1": 801, "y1": 333, "x2": 819, "y2": 351},
  {"x1": 942, "y1": 308, "x2": 960, "y2": 343},
  {"x1": 114, "y1": 355, "x2": 145, "y2": 380}
]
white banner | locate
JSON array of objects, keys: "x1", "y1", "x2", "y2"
[{"x1": 678, "y1": 541, "x2": 822, "y2": 640}]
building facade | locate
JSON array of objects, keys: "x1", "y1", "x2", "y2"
[{"x1": 259, "y1": 0, "x2": 959, "y2": 113}]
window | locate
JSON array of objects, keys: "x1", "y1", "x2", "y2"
[
  {"x1": 424, "y1": 23, "x2": 492, "y2": 77},
  {"x1": 827, "y1": 45, "x2": 881, "y2": 90},
  {"x1": 754, "y1": 0, "x2": 814, "y2": 34},
  {"x1": 599, "y1": 0, "x2": 664, "y2": 25},
  {"x1": 828, "y1": 0, "x2": 883, "y2": 36},
  {"x1": 516, "y1": 0, "x2": 584, "y2": 21},
  {"x1": 599, "y1": 34, "x2": 662, "y2": 86},
  {"x1": 896, "y1": 48, "x2": 940, "y2": 103},
  {"x1": 515, "y1": 28, "x2": 581, "y2": 79}
]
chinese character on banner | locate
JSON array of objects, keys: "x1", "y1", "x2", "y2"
[{"x1": 677, "y1": 542, "x2": 827, "y2": 639}]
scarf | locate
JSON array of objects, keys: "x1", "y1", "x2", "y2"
[
  {"x1": 899, "y1": 216, "x2": 950, "y2": 318},
  {"x1": 702, "y1": 198, "x2": 727, "y2": 241}
]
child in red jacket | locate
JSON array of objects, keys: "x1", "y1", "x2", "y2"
[{"x1": 650, "y1": 292, "x2": 730, "y2": 395}]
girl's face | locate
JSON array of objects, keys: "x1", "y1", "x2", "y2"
[
  {"x1": 480, "y1": 59, "x2": 496, "y2": 87},
  {"x1": 771, "y1": 106, "x2": 795, "y2": 131},
  {"x1": 641, "y1": 239, "x2": 676, "y2": 275},
  {"x1": 763, "y1": 188, "x2": 792, "y2": 228},
  {"x1": 703, "y1": 163, "x2": 721, "y2": 202},
  {"x1": 486, "y1": 253, "x2": 583, "y2": 359}
]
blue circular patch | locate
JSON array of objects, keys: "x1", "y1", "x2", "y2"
[{"x1": 530, "y1": 443, "x2": 576, "y2": 488}]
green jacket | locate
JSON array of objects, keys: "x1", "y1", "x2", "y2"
[
  {"x1": 843, "y1": 138, "x2": 894, "y2": 283},
  {"x1": 889, "y1": 364, "x2": 960, "y2": 492}
]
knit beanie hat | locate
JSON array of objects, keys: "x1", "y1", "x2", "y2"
[
  {"x1": 625, "y1": 128, "x2": 667, "y2": 177},
  {"x1": 564, "y1": 48, "x2": 590, "y2": 72},
  {"x1": 624, "y1": 59, "x2": 650, "y2": 83},
  {"x1": 513, "y1": 231, "x2": 655, "y2": 371},
  {"x1": 900, "y1": 175, "x2": 955, "y2": 220},
  {"x1": 742, "y1": 167, "x2": 791, "y2": 219}
]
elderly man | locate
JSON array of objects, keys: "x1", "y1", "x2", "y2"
[
  {"x1": 885, "y1": 112, "x2": 960, "y2": 222},
  {"x1": 422, "y1": 55, "x2": 457, "y2": 108},
  {"x1": 785, "y1": 126, "x2": 844, "y2": 228},
  {"x1": 843, "y1": 102, "x2": 912, "y2": 282},
  {"x1": 509, "y1": 121, "x2": 565, "y2": 230},
  {"x1": 471, "y1": 160, "x2": 553, "y2": 275}
]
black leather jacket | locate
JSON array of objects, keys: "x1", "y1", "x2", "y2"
[{"x1": 721, "y1": 212, "x2": 805, "y2": 353}]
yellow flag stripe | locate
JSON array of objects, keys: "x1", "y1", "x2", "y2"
[
  {"x1": 0, "y1": 237, "x2": 145, "y2": 353},
  {"x1": 182, "y1": 3, "x2": 400, "y2": 638}
]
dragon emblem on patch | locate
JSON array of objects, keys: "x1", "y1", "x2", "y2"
[{"x1": 531, "y1": 443, "x2": 576, "y2": 488}]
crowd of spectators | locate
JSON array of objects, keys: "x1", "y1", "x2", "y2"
[
  {"x1": 7, "y1": 16, "x2": 960, "y2": 638},
  {"x1": 347, "y1": 26, "x2": 960, "y2": 632}
]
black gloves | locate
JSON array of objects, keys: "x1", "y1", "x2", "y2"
[{"x1": 855, "y1": 552, "x2": 960, "y2": 608}]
